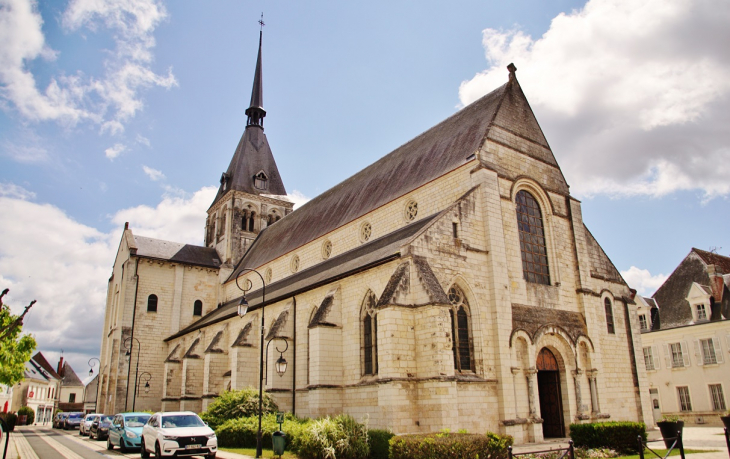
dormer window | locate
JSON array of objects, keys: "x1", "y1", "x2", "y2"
[
  {"x1": 253, "y1": 171, "x2": 268, "y2": 190},
  {"x1": 696, "y1": 304, "x2": 707, "y2": 321},
  {"x1": 220, "y1": 173, "x2": 230, "y2": 190}
]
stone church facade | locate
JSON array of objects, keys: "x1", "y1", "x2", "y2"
[{"x1": 97, "y1": 34, "x2": 653, "y2": 442}]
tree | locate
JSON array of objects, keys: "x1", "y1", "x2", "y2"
[{"x1": 0, "y1": 289, "x2": 37, "y2": 386}]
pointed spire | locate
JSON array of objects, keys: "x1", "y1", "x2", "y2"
[{"x1": 245, "y1": 17, "x2": 266, "y2": 129}]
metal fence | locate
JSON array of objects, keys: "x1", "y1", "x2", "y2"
[{"x1": 509, "y1": 440, "x2": 575, "y2": 459}]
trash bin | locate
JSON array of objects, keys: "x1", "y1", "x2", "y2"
[{"x1": 272, "y1": 431, "x2": 286, "y2": 456}]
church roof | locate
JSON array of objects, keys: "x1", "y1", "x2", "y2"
[
  {"x1": 134, "y1": 235, "x2": 221, "y2": 269},
  {"x1": 229, "y1": 74, "x2": 533, "y2": 282},
  {"x1": 166, "y1": 210, "x2": 442, "y2": 341}
]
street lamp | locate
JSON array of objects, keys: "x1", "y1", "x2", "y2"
[
  {"x1": 88, "y1": 357, "x2": 101, "y2": 377},
  {"x1": 123, "y1": 337, "x2": 141, "y2": 412},
  {"x1": 88, "y1": 357, "x2": 101, "y2": 412},
  {"x1": 235, "y1": 268, "x2": 274, "y2": 459},
  {"x1": 136, "y1": 372, "x2": 152, "y2": 407},
  {"x1": 264, "y1": 338, "x2": 288, "y2": 385}
]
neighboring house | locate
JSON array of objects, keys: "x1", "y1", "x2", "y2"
[
  {"x1": 0, "y1": 384, "x2": 12, "y2": 413},
  {"x1": 11, "y1": 353, "x2": 60, "y2": 425},
  {"x1": 637, "y1": 248, "x2": 730, "y2": 426},
  {"x1": 84, "y1": 375, "x2": 99, "y2": 413},
  {"x1": 97, "y1": 33, "x2": 653, "y2": 442},
  {"x1": 57, "y1": 357, "x2": 85, "y2": 412}
]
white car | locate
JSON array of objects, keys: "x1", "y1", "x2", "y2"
[
  {"x1": 140, "y1": 411, "x2": 217, "y2": 458},
  {"x1": 80, "y1": 414, "x2": 99, "y2": 436}
]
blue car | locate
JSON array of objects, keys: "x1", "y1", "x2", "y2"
[{"x1": 107, "y1": 412, "x2": 151, "y2": 453}]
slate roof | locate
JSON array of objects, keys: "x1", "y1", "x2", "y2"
[
  {"x1": 229, "y1": 77, "x2": 525, "y2": 281},
  {"x1": 32, "y1": 352, "x2": 60, "y2": 379},
  {"x1": 693, "y1": 248, "x2": 730, "y2": 273},
  {"x1": 166, "y1": 210, "x2": 442, "y2": 341},
  {"x1": 60, "y1": 361, "x2": 84, "y2": 387},
  {"x1": 134, "y1": 235, "x2": 221, "y2": 269},
  {"x1": 642, "y1": 297, "x2": 657, "y2": 309}
]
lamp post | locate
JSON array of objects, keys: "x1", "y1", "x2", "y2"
[
  {"x1": 136, "y1": 372, "x2": 152, "y2": 409},
  {"x1": 123, "y1": 337, "x2": 141, "y2": 412},
  {"x1": 235, "y1": 268, "x2": 269, "y2": 459},
  {"x1": 88, "y1": 358, "x2": 101, "y2": 412},
  {"x1": 264, "y1": 338, "x2": 288, "y2": 385}
]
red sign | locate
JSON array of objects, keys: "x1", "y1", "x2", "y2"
[{"x1": 28, "y1": 391, "x2": 34, "y2": 398}]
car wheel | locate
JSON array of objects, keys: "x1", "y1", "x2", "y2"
[
  {"x1": 79, "y1": 428, "x2": 84, "y2": 436},
  {"x1": 119, "y1": 438, "x2": 128, "y2": 453},
  {"x1": 140, "y1": 437, "x2": 150, "y2": 458},
  {"x1": 205, "y1": 454, "x2": 216, "y2": 459},
  {"x1": 155, "y1": 442, "x2": 162, "y2": 458},
  {"x1": 107, "y1": 437, "x2": 113, "y2": 450}
]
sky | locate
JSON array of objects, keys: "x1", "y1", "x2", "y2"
[{"x1": 1, "y1": 0, "x2": 729, "y2": 380}]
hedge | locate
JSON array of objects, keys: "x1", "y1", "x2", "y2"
[
  {"x1": 569, "y1": 421, "x2": 646, "y2": 454},
  {"x1": 199, "y1": 388, "x2": 279, "y2": 430},
  {"x1": 17, "y1": 406, "x2": 34, "y2": 425},
  {"x1": 0, "y1": 412, "x2": 18, "y2": 431},
  {"x1": 368, "y1": 429, "x2": 394, "y2": 459},
  {"x1": 389, "y1": 431, "x2": 513, "y2": 459}
]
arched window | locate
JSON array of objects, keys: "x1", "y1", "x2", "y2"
[
  {"x1": 147, "y1": 294, "x2": 158, "y2": 313},
  {"x1": 248, "y1": 212, "x2": 256, "y2": 232},
  {"x1": 254, "y1": 172, "x2": 268, "y2": 190},
  {"x1": 448, "y1": 286, "x2": 473, "y2": 372},
  {"x1": 515, "y1": 190, "x2": 550, "y2": 285},
  {"x1": 361, "y1": 291, "x2": 378, "y2": 376},
  {"x1": 604, "y1": 298, "x2": 615, "y2": 334},
  {"x1": 193, "y1": 300, "x2": 203, "y2": 316}
]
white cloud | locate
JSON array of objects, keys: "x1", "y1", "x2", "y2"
[
  {"x1": 288, "y1": 190, "x2": 311, "y2": 210},
  {"x1": 459, "y1": 0, "x2": 730, "y2": 199},
  {"x1": 111, "y1": 186, "x2": 216, "y2": 245},
  {"x1": 0, "y1": 182, "x2": 36, "y2": 200},
  {"x1": 0, "y1": 0, "x2": 176, "y2": 134},
  {"x1": 142, "y1": 165, "x2": 164, "y2": 181},
  {"x1": 621, "y1": 266, "x2": 668, "y2": 296},
  {"x1": 105, "y1": 143, "x2": 126, "y2": 160},
  {"x1": 136, "y1": 134, "x2": 150, "y2": 146}
]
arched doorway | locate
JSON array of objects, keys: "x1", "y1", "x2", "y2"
[{"x1": 537, "y1": 347, "x2": 565, "y2": 438}]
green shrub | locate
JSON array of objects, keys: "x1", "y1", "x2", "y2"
[
  {"x1": 17, "y1": 406, "x2": 34, "y2": 425},
  {"x1": 569, "y1": 421, "x2": 646, "y2": 454},
  {"x1": 389, "y1": 431, "x2": 513, "y2": 459},
  {"x1": 215, "y1": 413, "x2": 310, "y2": 449},
  {"x1": 200, "y1": 387, "x2": 279, "y2": 430},
  {"x1": 297, "y1": 414, "x2": 369, "y2": 459},
  {"x1": 0, "y1": 412, "x2": 18, "y2": 431},
  {"x1": 368, "y1": 429, "x2": 394, "y2": 459}
]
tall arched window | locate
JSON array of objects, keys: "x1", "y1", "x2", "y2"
[
  {"x1": 147, "y1": 294, "x2": 158, "y2": 313},
  {"x1": 248, "y1": 212, "x2": 256, "y2": 232},
  {"x1": 516, "y1": 190, "x2": 550, "y2": 285},
  {"x1": 448, "y1": 286, "x2": 473, "y2": 372},
  {"x1": 193, "y1": 300, "x2": 203, "y2": 316},
  {"x1": 604, "y1": 298, "x2": 615, "y2": 334},
  {"x1": 361, "y1": 291, "x2": 378, "y2": 376}
]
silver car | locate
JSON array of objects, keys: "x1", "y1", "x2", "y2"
[{"x1": 80, "y1": 414, "x2": 100, "y2": 436}]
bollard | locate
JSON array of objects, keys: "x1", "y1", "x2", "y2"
[
  {"x1": 569, "y1": 440, "x2": 575, "y2": 459},
  {"x1": 509, "y1": 445, "x2": 514, "y2": 459},
  {"x1": 638, "y1": 435, "x2": 645, "y2": 459}
]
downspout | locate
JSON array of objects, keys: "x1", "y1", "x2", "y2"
[
  {"x1": 124, "y1": 257, "x2": 141, "y2": 411},
  {"x1": 292, "y1": 296, "x2": 296, "y2": 415}
]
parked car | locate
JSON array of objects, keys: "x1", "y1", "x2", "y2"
[
  {"x1": 106, "y1": 412, "x2": 151, "y2": 453},
  {"x1": 89, "y1": 415, "x2": 113, "y2": 440},
  {"x1": 63, "y1": 412, "x2": 84, "y2": 430},
  {"x1": 52, "y1": 413, "x2": 68, "y2": 429},
  {"x1": 80, "y1": 414, "x2": 99, "y2": 436},
  {"x1": 140, "y1": 411, "x2": 217, "y2": 459}
]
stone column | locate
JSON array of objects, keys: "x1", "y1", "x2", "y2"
[
  {"x1": 588, "y1": 369, "x2": 600, "y2": 414},
  {"x1": 511, "y1": 367, "x2": 520, "y2": 418},
  {"x1": 572, "y1": 369, "x2": 582, "y2": 412},
  {"x1": 525, "y1": 368, "x2": 538, "y2": 416}
]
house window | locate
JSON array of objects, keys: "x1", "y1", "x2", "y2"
[
  {"x1": 696, "y1": 304, "x2": 707, "y2": 321},
  {"x1": 69, "y1": 393, "x2": 76, "y2": 403},
  {"x1": 448, "y1": 286, "x2": 473, "y2": 372},
  {"x1": 361, "y1": 291, "x2": 378, "y2": 376},
  {"x1": 709, "y1": 384, "x2": 726, "y2": 411},
  {"x1": 670, "y1": 342, "x2": 684, "y2": 368},
  {"x1": 193, "y1": 300, "x2": 203, "y2": 316},
  {"x1": 701, "y1": 338, "x2": 718, "y2": 365},
  {"x1": 677, "y1": 386, "x2": 692, "y2": 411},
  {"x1": 604, "y1": 298, "x2": 615, "y2": 334},
  {"x1": 147, "y1": 294, "x2": 158, "y2": 313},
  {"x1": 515, "y1": 190, "x2": 550, "y2": 285},
  {"x1": 643, "y1": 347, "x2": 655, "y2": 371},
  {"x1": 639, "y1": 314, "x2": 648, "y2": 330},
  {"x1": 253, "y1": 172, "x2": 268, "y2": 190}
]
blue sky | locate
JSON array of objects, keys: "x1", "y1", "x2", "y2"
[{"x1": 1, "y1": 0, "x2": 729, "y2": 376}]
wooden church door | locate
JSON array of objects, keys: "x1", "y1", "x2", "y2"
[{"x1": 537, "y1": 347, "x2": 565, "y2": 438}]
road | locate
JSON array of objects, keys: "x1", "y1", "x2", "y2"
[{"x1": 6, "y1": 425, "x2": 230, "y2": 459}]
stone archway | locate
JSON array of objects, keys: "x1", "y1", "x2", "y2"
[{"x1": 537, "y1": 347, "x2": 565, "y2": 438}]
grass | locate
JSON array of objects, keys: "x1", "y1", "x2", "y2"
[
  {"x1": 219, "y1": 446, "x2": 299, "y2": 458},
  {"x1": 616, "y1": 448, "x2": 711, "y2": 459}
]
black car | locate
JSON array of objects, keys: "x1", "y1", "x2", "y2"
[
  {"x1": 53, "y1": 413, "x2": 69, "y2": 429},
  {"x1": 89, "y1": 415, "x2": 114, "y2": 440},
  {"x1": 64, "y1": 412, "x2": 84, "y2": 430}
]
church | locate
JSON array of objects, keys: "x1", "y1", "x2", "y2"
[{"x1": 96, "y1": 31, "x2": 654, "y2": 443}]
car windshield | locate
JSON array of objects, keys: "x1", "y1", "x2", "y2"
[
  {"x1": 85, "y1": 415, "x2": 97, "y2": 421},
  {"x1": 100, "y1": 416, "x2": 113, "y2": 422},
  {"x1": 69, "y1": 413, "x2": 83, "y2": 419},
  {"x1": 124, "y1": 415, "x2": 150, "y2": 427},
  {"x1": 161, "y1": 415, "x2": 205, "y2": 428}
]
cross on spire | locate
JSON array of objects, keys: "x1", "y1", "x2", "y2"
[{"x1": 259, "y1": 13, "x2": 265, "y2": 31}]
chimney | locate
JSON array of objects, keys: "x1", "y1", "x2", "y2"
[
  {"x1": 124, "y1": 222, "x2": 129, "y2": 230},
  {"x1": 707, "y1": 264, "x2": 725, "y2": 302},
  {"x1": 57, "y1": 357, "x2": 64, "y2": 376}
]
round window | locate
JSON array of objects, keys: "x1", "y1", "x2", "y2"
[
  {"x1": 360, "y1": 222, "x2": 372, "y2": 242},
  {"x1": 265, "y1": 267, "x2": 272, "y2": 283},
  {"x1": 291, "y1": 255, "x2": 300, "y2": 273},
  {"x1": 404, "y1": 200, "x2": 418, "y2": 222},
  {"x1": 322, "y1": 240, "x2": 332, "y2": 259}
]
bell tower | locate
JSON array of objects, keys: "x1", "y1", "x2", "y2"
[{"x1": 206, "y1": 26, "x2": 294, "y2": 267}]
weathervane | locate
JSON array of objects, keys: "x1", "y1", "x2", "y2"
[{"x1": 259, "y1": 13, "x2": 265, "y2": 31}]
